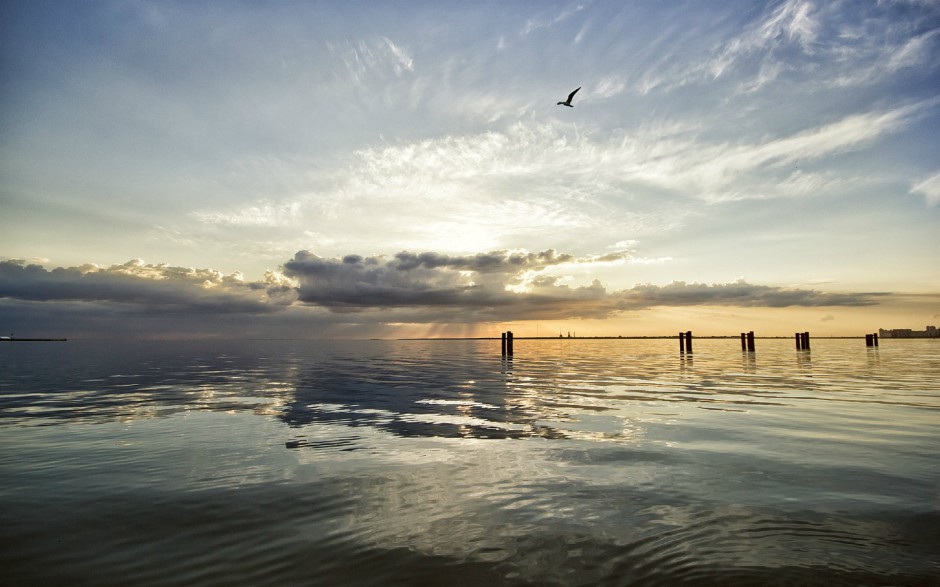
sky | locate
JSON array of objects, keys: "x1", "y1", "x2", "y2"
[{"x1": 1, "y1": 0, "x2": 939, "y2": 339}]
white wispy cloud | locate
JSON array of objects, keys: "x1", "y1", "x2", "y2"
[
  {"x1": 187, "y1": 99, "x2": 924, "y2": 263},
  {"x1": 381, "y1": 37, "x2": 415, "y2": 75},
  {"x1": 711, "y1": 0, "x2": 818, "y2": 78},
  {"x1": 344, "y1": 102, "x2": 918, "y2": 206},
  {"x1": 521, "y1": 4, "x2": 585, "y2": 36},
  {"x1": 637, "y1": 0, "x2": 939, "y2": 96},
  {"x1": 192, "y1": 201, "x2": 303, "y2": 227},
  {"x1": 591, "y1": 76, "x2": 627, "y2": 100},
  {"x1": 829, "y1": 21, "x2": 940, "y2": 87},
  {"x1": 188, "y1": 120, "x2": 692, "y2": 256},
  {"x1": 911, "y1": 170, "x2": 940, "y2": 206},
  {"x1": 326, "y1": 36, "x2": 415, "y2": 85},
  {"x1": 650, "y1": 103, "x2": 925, "y2": 201},
  {"x1": 637, "y1": 0, "x2": 819, "y2": 94}
]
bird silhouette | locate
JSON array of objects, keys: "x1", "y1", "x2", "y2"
[{"x1": 557, "y1": 87, "x2": 580, "y2": 107}]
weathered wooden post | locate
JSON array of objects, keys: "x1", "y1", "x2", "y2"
[
  {"x1": 873, "y1": 333, "x2": 879, "y2": 347},
  {"x1": 866, "y1": 334, "x2": 874, "y2": 347},
  {"x1": 746, "y1": 331, "x2": 755, "y2": 352},
  {"x1": 501, "y1": 332, "x2": 507, "y2": 356},
  {"x1": 679, "y1": 331, "x2": 693, "y2": 353},
  {"x1": 741, "y1": 333, "x2": 747, "y2": 351},
  {"x1": 795, "y1": 332, "x2": 811, "y2": 351},
  {"x1": 507, "y1": 330, "x2": 514, "y2": 356}
]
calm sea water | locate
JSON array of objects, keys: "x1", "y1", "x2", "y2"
[{"x1": 1, "y1": 338, "x2": 938, "y2": 586}]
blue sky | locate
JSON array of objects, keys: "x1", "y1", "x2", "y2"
[{"x1": 1, "y1": 0, "x2": 938, "y2": 338}]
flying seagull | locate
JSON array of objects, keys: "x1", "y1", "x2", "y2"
[{"x1": 557, "y1": 87, "x2": 580, "y2": 107}]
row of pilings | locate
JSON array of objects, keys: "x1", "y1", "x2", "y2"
[{"x1": 500, "y1": 331, "x2": 885, "y2": 355}]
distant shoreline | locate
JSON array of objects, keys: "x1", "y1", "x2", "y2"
[
  {"x1": 394, "y1": 335, "x2": 875, "y2": 341},
  {"x1": 5, "y1": 336, "x2": 935, "y2": 343}
]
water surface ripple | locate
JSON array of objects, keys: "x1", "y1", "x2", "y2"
[{"x1": 2, "y1": 338, "x2": 938, "y2": 585}]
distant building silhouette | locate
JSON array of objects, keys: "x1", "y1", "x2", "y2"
[{"x1": 878, "y1": 326, "x2": 938, "y2": 338}]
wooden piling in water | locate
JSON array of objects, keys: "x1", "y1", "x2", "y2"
[
  {"x1": 679, "y1": 331, "x2": 692, "y2": 353},
  {"x1": 741, "y1": 333, "x2": 747, "y2": 351},
  {"x1": 507, "y1": 331, "x2": 514, "y2": 356},
  {"x1": 796, "y1": 332, "x2": 810, "y2": 351},
  {"x1": 746, "y1": 331, "x2": 755, "y2": 352},
  {"x1": 866, "y1": 333, "x2": 879, "y2": 347},
  {"x1": 501, "y1": 332, "x2": 507, "y2": 356}
]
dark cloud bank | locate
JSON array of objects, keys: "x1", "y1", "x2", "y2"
[
  {"x1": 282, "y1": 250, "x2": 884, "y2": 318},
  {"x1": 0, "y1": 251, "x2": 887, "y2": 337}
]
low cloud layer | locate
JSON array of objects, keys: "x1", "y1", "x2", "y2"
[
  {"x1": 281, "y1": 249, "x2": 885, "y2": 322},
  {"x1": 282, "y1": 249, "x2": 582, "y2": 312},
  {"x1": 0, "y1": 249, "x2": 890, "y2": 336},
  {"x1": 616, "y1": 281, "x2": 885, "y2": 311},
  {"x1": 0, "y1": 259, "x2": 292, "y2": 315}
]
